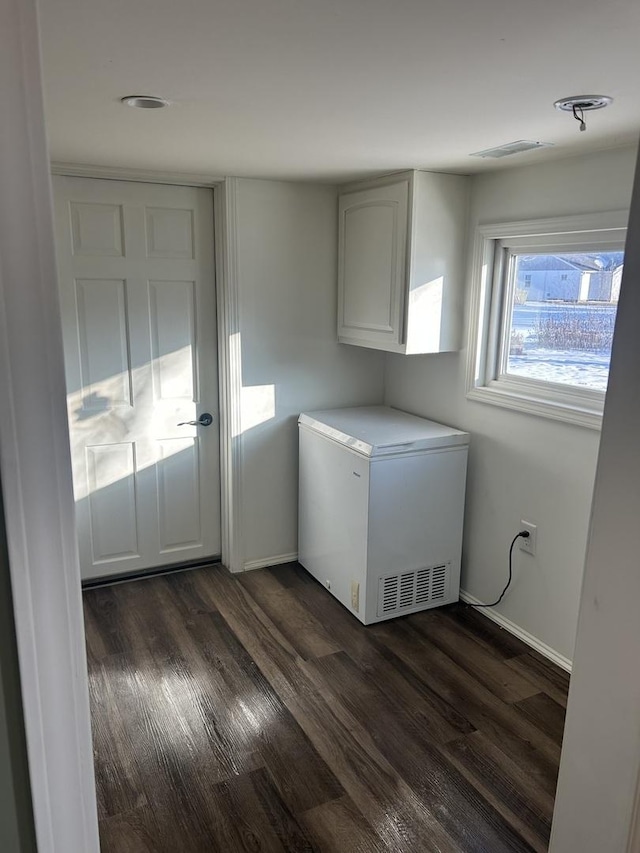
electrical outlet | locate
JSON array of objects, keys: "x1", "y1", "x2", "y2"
[
  {"x1": 519, "y1": 520, "x2": 537, "y2": 556},
  {"x1": 351, "y1": 580, "x2": 360, "y2": 611}
]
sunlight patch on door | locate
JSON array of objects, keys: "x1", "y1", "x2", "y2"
[{"x1": 67, "y1": 345, "x2": 201, "y2": 501}]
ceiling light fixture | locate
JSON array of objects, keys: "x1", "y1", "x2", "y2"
[
  {"x1": 120, "y1": 95, "x2": 169, "y2": 109},
  {"x1": 554, "y1": 95, "x2": 613, "y2": 133}
]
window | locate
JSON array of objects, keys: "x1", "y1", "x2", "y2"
[{"x1": 467, "y1": 212, "x2": 628, "y2": 428}]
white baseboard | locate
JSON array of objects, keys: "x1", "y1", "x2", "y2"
[
  {"x1": 242, "y1": 552, "x2": 299, "y2": 572},
  {"x1": 460, "y1": 590, "x2": 573, "y2": 673}
]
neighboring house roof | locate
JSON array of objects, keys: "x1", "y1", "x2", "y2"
[{"x1": 518, "y1": 253, "x2": 624, "y2": 273}]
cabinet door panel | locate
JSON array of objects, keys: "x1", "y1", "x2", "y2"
[{"x1": 338, "y1": 180, "x2": 408, "y2": 347}]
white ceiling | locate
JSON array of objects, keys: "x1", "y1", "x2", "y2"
[{"x1": 39, "y1": 0, "x2": 640, "y2": 182}]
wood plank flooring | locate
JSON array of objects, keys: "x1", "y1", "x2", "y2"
[{"x1": 83, "y1": 563, "x2": 569, "y2": 852}]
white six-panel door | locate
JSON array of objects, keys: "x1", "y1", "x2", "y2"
[{"x1": 53, "y1": 176, "x2": 221, "y2": 579}]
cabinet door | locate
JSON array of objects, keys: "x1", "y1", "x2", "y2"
[{"x1": 338, "y1": 179, "x2": 409, "y2": 349}]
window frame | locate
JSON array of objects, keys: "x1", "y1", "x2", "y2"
[{"x1": 466, "y1": 211, "x2": 628, "y2": 429}]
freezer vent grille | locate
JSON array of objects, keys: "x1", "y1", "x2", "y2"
[{"x1": 378, "y1": 563, "x2": 450, "y2": 616}]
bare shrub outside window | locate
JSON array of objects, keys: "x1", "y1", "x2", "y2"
[{"x1": 506, "y1": 252, "x2": 624, "y2": 391}]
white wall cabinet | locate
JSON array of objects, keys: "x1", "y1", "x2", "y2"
[{"x1": 338, "y1": 170, "x2": 469, "y2": 354}]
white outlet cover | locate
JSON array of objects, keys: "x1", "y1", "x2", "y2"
[{"x1": 519, "y1": 521, "x2": 537, "y2": 556}]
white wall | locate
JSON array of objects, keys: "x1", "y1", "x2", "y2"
[
  {"x1": 550, "y1": 147, "x2": 640, "y2": 853},
  {"x1": 385, "y1": 146, "x2": 638, "y2": 663},
  {"x1": 234, "y1": 179, "x2": 386, "y2": 569}
]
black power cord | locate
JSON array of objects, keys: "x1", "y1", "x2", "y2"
[{"x1": 473, "y1": 530, "x2": 530, "y2": 608}]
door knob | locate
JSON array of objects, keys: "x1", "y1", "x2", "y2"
[{"x1": 177, "y1": 412, "x2": 214, "y2": 427}]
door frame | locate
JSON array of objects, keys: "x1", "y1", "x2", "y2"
[
  {"x1": 0, "y1": 1, "x2": 100, "y2": 849},
  {"x1": 50, "y1": 163, "x2": 246, "y2": 576}
]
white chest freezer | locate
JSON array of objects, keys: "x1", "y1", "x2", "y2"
[{"x1": 298, "y1": 406, "x2": 469, "y2": 624}]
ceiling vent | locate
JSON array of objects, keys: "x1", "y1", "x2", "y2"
[{"x1": 470, "y1": 140, "x2": 554, "y2": 159}]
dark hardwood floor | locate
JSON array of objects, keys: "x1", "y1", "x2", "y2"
[{"x1": 83, "y1": 563, "x2": 569, "y2": 853}]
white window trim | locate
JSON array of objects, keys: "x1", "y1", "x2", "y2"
[{"x1": 466, "y1": 211, "x2": 628, "y2": 430}]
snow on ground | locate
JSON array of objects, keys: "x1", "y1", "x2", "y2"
[
  {"x1": 508, "y1": 302, "x2": 614, "y2": 391},
  {"x1": 508, "y1": 349, "x2": 610, "y2": 390}
]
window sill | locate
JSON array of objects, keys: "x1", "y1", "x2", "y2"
[{"x1": 466, "y1": 383, "x2": 603, "y2": 430}]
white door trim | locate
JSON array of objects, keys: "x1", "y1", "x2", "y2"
[
  {"x1": 51, "y1": 161, "x2": 224, "y2": 187},
  {"x1": 0, "y1": 0, "x2": 100, "y2": 849},
  {"x1": 214, "y1": 178, "x2": 245, "y2": 573}
]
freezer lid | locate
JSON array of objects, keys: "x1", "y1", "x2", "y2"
[{"x1": 298, "y1": 406, "x2": 469, "y2": 457}]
